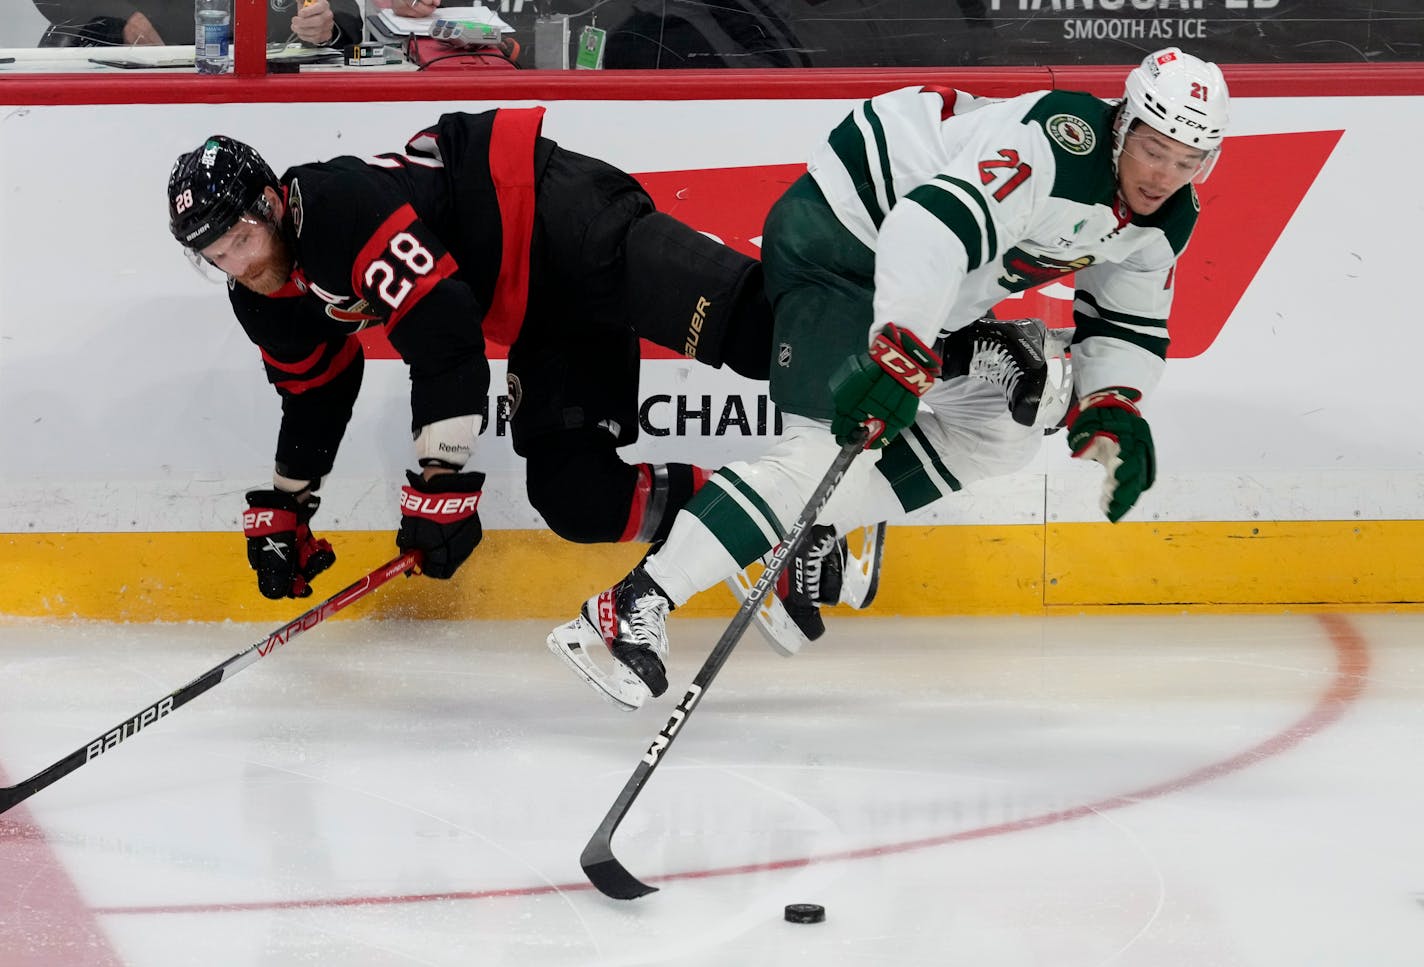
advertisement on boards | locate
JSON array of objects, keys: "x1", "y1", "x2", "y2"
[
  {"x1": 0, "y1": 94, "x2": 1405, "y2": 537},
  {"x1": 523, "y1": 0, "x2": 1421, "y2": 70}
]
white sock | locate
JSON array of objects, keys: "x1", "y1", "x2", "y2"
[{"x1": 643, "y1": 509, "x2": 742, "y2": 608}]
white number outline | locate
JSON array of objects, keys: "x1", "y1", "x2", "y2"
[{"x1": 363, "y1": 231, "x2": 435, "y2": 310}]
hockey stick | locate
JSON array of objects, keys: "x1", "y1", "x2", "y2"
[
  {"x1": 581, "y1": 428, "x2": 869, "y2": 900},
  {"x1": 0, "y1": 550, "x2": 421, "y2": 815}
]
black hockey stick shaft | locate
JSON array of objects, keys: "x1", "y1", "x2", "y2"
[
  {"x1": 581, "y1": 428, "x2": 868, "y2": 899},
  {"x1": 0, "y1": 550, "x2": 421, "y2": 815}
]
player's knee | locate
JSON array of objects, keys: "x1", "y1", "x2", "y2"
[{"x1": 525, "y1": 438, "x2": 635, "y2": 544}]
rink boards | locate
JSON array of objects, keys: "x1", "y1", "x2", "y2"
[{"x1": 2, "y1": 69, "x2": 1423, "y2": 618}]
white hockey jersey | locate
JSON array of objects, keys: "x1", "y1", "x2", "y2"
[{"x1": 806, "y1": 85, "x2": 1201, "y2": 400}]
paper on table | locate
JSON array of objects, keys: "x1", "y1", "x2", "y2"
[{"x1": 375, "y1": 5, "x2": 514, "y2": 37}]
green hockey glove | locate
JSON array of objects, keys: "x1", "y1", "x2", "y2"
[
  {"x1": 1066, "y1": 387, "x2": 1156, "y2": 523},
  {"x1": 830, "y1": 324, "x2": 942, "y2": 449}
]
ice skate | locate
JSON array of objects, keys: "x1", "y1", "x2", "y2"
[
  {"x1": 726, "y1": 522, "x2": 886, "y2": 657},
  {"x1": 547, "y1": 566, "x2": 672, "y2": 711}
]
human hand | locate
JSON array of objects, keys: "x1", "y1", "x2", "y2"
[
  {"x1": 1066, "y1": 387, "x2": 1156, "y2": 523},
  {"x1": 122, "y1": 11, "x2": 163, "y2": 45},
  {"x1": 291, "y1": 0, "x2": 336, "y2": 44},
  {"x1": 392, "y1": 0, "x2": 440, "y2": 17}
]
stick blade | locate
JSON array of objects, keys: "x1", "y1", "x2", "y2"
[
  {"x1": 0, "y1": 787, "x2": 22, "y2": 815},
  {"x1": 581, "y1": 838, "x2": 658, "y2": 900}
]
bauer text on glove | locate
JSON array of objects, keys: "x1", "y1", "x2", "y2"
[
  {"x1": 830, "y1": 324, "x2": 941, "y2": 449},
  {"x1": 396, "y1": 469, "x2": 485, "y2": 579},
  {"x1": 1066, "y1": 387, "x2": 1156, "y2": 523},
  {"x1": 242, "y1": 490, "x2": 337, "y2": 599}
]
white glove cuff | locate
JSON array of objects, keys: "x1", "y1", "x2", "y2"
[{"x1": 415, "y1": 414, "x2": 484, "y2": 470}]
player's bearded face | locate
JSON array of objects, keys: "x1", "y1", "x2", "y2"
[
  {"x1": 1116, "y1": 127, "x2": 1208, "y2": 216},
  {"x1": 200, "y1": 213, "x2": 294, "y2": 295}
]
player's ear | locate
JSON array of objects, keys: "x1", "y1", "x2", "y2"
[{"x1": 256, "y1": 185, "x2": 282, "y2": 222}]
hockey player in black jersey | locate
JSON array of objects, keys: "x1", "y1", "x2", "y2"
[{"x1": 167, "y1": 109, "x2": 774, "y2": 600}]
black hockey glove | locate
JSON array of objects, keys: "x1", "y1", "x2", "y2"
[
  {"x1": 242, "y1": 490, "x2": 337, "y2": 600},
  {"x1": 396, "y1": 469, "x2": 485, "y2": 579}
]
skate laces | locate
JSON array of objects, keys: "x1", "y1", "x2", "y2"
[
  {"x1": 968, "y1": 337, "x2": 1024, "y2": 403},
  {"x1": 626, "y1": 592, "x2": 669, "y2": 654},
  {"x1": 793, "y1": 528, "x2": 842, "y2": 604},
  {"x1": 615, "y1": 572, "x2": 670, "y2": 657}
]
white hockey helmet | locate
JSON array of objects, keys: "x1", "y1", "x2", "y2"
[{"x1": 1114, "y1": 47, "x2": 1230, "y2": 183}]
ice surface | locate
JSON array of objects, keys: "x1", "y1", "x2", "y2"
[{"x1": 1, "y1": 612, "x2": 1420, "y2": 966}]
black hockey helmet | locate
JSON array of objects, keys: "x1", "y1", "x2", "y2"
[{"x1": 168, "y1": 135, "x2": 278, "y2": 252}]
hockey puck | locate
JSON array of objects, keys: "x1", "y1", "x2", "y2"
[{"x1": 784, "y1": 903, "x2": 825, "y2": 924}]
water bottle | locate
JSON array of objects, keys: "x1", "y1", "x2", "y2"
[{"x1": 195, "y1": 0, "x2": 233, "y2": 74}]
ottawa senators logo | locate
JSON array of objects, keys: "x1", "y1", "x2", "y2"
[
  {"x1": 305, "y1": 278, "x2": 383, "y2": 331},
  {"x1": 324, "y1": 299, "x2": 382, "y2": 332}
]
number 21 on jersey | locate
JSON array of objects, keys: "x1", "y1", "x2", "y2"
[{"x1": 978, "y1": 149, "x2": 1032, "y2": 202}]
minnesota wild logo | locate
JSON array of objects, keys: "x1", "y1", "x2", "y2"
[
  {"x1": 1046, "y1": 114, "x2": 1096, "y2": 156},
  {"x1": 997, "y1": 246, "x2": 1096, "y2": 292}
]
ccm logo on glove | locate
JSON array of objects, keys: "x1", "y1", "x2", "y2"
[
  {"x1": 868, "y1": 333, "x2": 937, "y2": 395},
  {"x1": 830, "y1": 324, "x2": 942, "y2": 449}
]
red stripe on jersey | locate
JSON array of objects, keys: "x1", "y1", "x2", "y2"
[
  {"x1": 387, "y1": 252, "x2": 460, "y2": 330},
  {"x1": 618, "y1": 463, "x2": 654, "y2": 543},
  {"x1": 351, "y1": 203, "x2": 419, "y2": 294},
  {"x1": 482, "y1": 107, "x2": 545, "y2": 349},
  {"x1": 349, "y1": 203, "x2": 461, "y2": 331},
  {"x1": 691, "y1": 466, "x2": 712, "y2": 491},
  {"x1": 260, "y1": 342, "x2": 326, "y2": 374},
  {"x1": 273, "y1": 336, "x2": 361, "y2": 393},
  {"x1": 270, "y1": 278, "x2": 305, "y2": 299},
  {"x1": 921, "y1": 84, "x2": 958, "y2": 120}
]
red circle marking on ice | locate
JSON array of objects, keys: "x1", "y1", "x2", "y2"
[{"x1": 82, "y1": 613, "x2": 1369, "y2": 916}]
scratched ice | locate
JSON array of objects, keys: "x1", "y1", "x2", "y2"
[{"x1": 1, "y1": 612, "x2": 1420, "y2": 966}]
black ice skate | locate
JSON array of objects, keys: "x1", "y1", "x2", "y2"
[
  {"x1": 725, "y1": 522, "x2": 886, "y2": 657},
  {"x1": 777, "y1": 524, "x2": 845, "y2": 642},
  {"x1": 547, "y1": 566, "x2": 672, "y2": 711}
]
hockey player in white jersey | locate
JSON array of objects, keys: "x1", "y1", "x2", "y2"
[{"x1": 548, "y1": 47, "x2": 1230, "y2": 709}]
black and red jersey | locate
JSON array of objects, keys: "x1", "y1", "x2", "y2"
[{"x1": 229, "y1": 108, "x2": 553, "y2": 485}]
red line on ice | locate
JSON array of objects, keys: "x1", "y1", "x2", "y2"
[{"x1": 81, "y1": 613, "x2": 1370, "y2": 915}]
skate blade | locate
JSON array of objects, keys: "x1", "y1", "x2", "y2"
[
  {"x1": 546, "y1": 619, "x2": 648, "y2": 712},
  {"x1": 840, "y1": 522, "x2": 886, "y2": 610},
  {"x1": 724, "y1": 568, "x2": 805, "y2": 658}
]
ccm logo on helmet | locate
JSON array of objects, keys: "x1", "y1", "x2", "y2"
[{"x1": 400, "y1": 491, "x2": 481, "y2": 521}]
